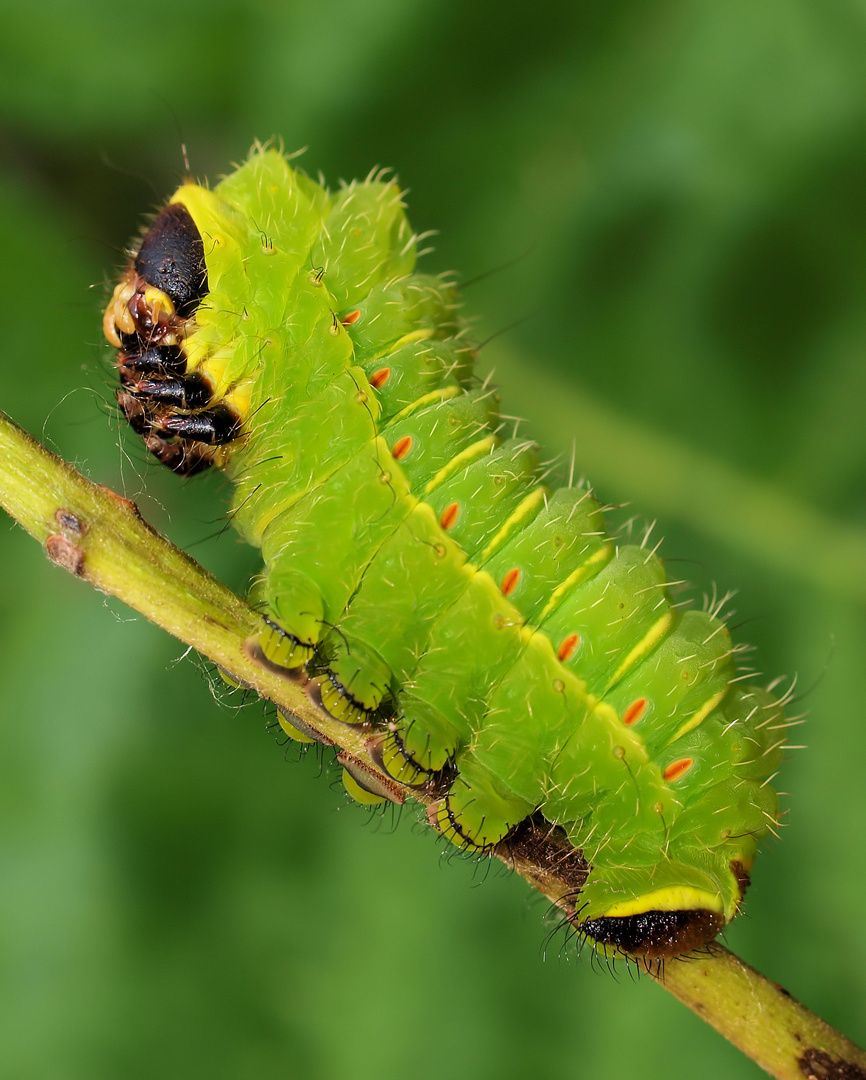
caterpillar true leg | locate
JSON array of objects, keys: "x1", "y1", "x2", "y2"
[{"x1": 158, "y1": 406, "x2": 242, "y2": 444}]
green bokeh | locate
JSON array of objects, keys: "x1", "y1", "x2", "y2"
[{"x1": 1, "y1": 2, "x2": 864, "y2": 1077}]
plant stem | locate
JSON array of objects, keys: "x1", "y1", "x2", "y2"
[
  {"x1": 653, "y1": 946, "x2": 866, "y2": 1080},
  {"x1": 1, "y1": 409, "x2": 863, "y2": 1080}
]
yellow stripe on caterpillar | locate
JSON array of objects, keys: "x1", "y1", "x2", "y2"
[
  {"x1": 666, "y1": 689, "x2": 729, "y2": 746},
  {"x1": 424, "y1": 435, "x2": 498, "y2": 495},
  {"x1": 601, "y1": 887, "x2": 726, "y2": 920}
]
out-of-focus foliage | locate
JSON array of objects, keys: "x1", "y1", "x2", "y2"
[{"x1": 1, "y1": 2, "x2": 864, "y2": 1077}]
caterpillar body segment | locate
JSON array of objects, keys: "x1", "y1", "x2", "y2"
[{"x1": 105, "y1": 146, "x2": 786, "y2": 959}]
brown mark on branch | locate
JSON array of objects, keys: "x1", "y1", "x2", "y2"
[
  {"x1": 799, "y1": 1048, "x2": 866, "y2": 1080},
  {"x1": 45, "y1": 534, "x2": 86, "y2": 577}
]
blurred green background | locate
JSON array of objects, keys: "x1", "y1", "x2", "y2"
[{"x1": 1, "y1": 1, "x2": 864, "y2": 1077}]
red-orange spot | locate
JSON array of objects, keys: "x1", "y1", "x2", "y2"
[
  {"x1": 391, "y1": 435, "x2": 413, "y2": 460},
  {"x1": 501, "y1": 568, "x2": 521, "y2": 596},
  {"x1": 557, "y1": 633, "x2": 580, "y2": 662},
  {"x1": 440, "y1": 502, "x2": 460, "y2": 530},
  {"x1": 663, "y1": 758, "x2": 694, "y2": 783},
  {"x1": 623, "y1": 697, "x2": 647, "y2": 726},
  {"x1": 340, "y1": 308, "x2": 361, "y2": 326},
  {"x1": 369, "y1": 366, "x2": 391, "y2": 389}
]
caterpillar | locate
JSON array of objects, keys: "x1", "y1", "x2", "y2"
[{"x1": 103, "y1": 144, "x2": 786, "y2": 960}]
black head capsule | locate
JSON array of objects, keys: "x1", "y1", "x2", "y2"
[{"x1": 135, "y1": 202, "x2": 208, "y2": 317}]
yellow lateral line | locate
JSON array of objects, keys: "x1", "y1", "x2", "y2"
[
  {"x1": 666, "y1": 689, "x2": 729, "y2": 746},
  {"x1": 478, "y1": 487, "x2": 548, "y2": 563},
  {"x1": 538, "y1": 544, "x2": 613, "y2": 621},
  {"x1": 607, "y1": 611, "x2": 673, "y2": 687},
  {"x1": 424, "y1": 435, "x2": 497, "y2": 494},
  {"x1": 370, "y1": 328, "x2": 436, "y2": 363},
  {"x1": 385, "y1": 384, "x2": 461, "y2": 426}
]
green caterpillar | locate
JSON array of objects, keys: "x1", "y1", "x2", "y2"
[{"x1": 104, "y1": 145, "x2": 785, "y2": 960}]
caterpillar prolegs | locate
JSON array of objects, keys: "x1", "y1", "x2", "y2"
[{"x1": 104, "y1": 146, "x2": 785, "y2": 960}]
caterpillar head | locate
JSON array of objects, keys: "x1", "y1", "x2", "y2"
[
  {"x1": 105, "y1": 149, "x2": 435, "y2": 482},
  {"x1": 104, "y1": 198, "x2": 241, "y2": 475}
]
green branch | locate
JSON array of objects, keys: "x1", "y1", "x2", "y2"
[{"x1": 1, "y1": 408, "x2": 863, "y2": 1080}]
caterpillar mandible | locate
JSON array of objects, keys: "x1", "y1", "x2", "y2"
[{"x1": 103, "y1": 145, "x2": 786, "y2": 960}]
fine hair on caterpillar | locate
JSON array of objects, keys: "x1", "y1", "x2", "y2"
[{"x1": 104, "y1": 143, "x2": 787, "y2": 961}]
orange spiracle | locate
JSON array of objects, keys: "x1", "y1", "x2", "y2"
[
  {"x1": 440, "y1": 503, "x2": 460, "y2": 530},
  {"x1": 663, "y1": 758, "x2": 694, "y2": 783},
  {"x1": 557, "y1": 633, "x2": 580, "y2": 662},
  {"x1": 623, "y1": 698, "x2": 648, "y2": 726},
  {"x1": 501, "y1": 568, "x2": 521, "y2": 596},
  {"x1": 391, "y1": 435, "x2": 413, "y2": 460}
]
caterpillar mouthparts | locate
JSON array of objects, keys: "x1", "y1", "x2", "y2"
[{"x1": 106, "y1": 202, "x2": 241, "y2": 475}]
